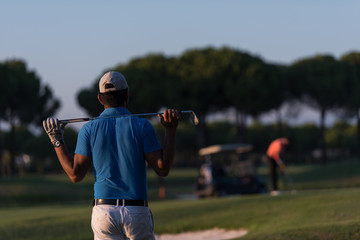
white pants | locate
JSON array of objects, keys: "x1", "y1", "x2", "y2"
[{"x1": 91, "y1": 205, "x2": 155, "y2": 240}]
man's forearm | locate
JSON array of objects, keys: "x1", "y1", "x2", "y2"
[
  {"x1": 43, "y1": 117, "x2": 89, "y2": 182},
  {"x1": 54, "y1": 144, "x2": 78, "y2": 182},
  {"x1": 54, "y1": 144, "x2": 91, "y2": 182},
  {"x1": 276, "y1": 158, "x2": 287, "y2": 172},
  {"x1": 160, "y1": 128, "x2": 177, "y2": 175}
]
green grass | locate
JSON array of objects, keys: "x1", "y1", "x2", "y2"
[
  {"x1": 258, "y1": 159, "x2": 360, "y2": 191},
  {"x1": 1, "y1": 159, "x2": 360, "y2": 239},
  {"x1": 0, "y1": 174, "x2": 94, "y2": 207},
  {"x1": 0, "y1": 205, "x2": 93, "y2": 240},
  {"x1": 1, "y1": 189, "x2": 360, "y2": 240},
  {"x1": 152, "y1": 189, "x2": 360, "y2": 239}
]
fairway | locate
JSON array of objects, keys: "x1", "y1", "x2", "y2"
[
  {"x1": 1, "y1": 189, "x2": 360, "y2": 240},
  {"x1": 0, "y1": 204, "x2": 93, "y2": 240},
  {"x1": 1, "y1": 160, "x2": 360, "y2": 239},
  {"x1": 152, "y1": 189, "x2": 360, "y2": 239}
]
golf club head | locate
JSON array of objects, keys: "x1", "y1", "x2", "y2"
[
  {"x1": 188, "y1": 111, "x2": 199, "y2": 125},
  {"x1": 179, "y1": 110, "x2": 199, "y2": 125}
]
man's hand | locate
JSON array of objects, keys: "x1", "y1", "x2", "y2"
[
  {"x1": 277, "y1": 159, "x2": 287, "y2": 173},
  {"x1": 43, "y1": 117, "x2": 66, "y2": 145},
  {"x1": 147, "y1": 109, "x2": 179, "y2": 177},
  {"x1": 158, "y1": 109, "x2": 179, "y2": 129}
]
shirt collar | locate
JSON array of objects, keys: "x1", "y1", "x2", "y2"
[{"x1": 99, "y1": 107, "x2": 130, "y2": 117}]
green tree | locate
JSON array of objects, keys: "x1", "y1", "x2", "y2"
[
  {"x1": 287, "y1": 123, "x2": 321, "y2": 164},
  {"x1": 340, "y1": 51, "x2": 360, "y2": 159},
  {"x1": 177, "y1": 47, "x2": 259, "y2": 147},
  {"x1": 0, "y1": 63, "x2": 8, "y2": 177},
  {"x1": 325, "y1": 121, "x2": 356, "y2": 160},
  {"x1": 225, "y1": 57, "x2": 284, "y2": 142},
  {"x1": 288, "y1": 55, "x2": 351, "y2": 164},
  {"x1": 116, "y1": 54, "x2": 179, "y2": 113},
  {"x1": 77, "y1": 54, "x2": 179, "y2": 117},
  {"x1": 0, "y1": 59, "x2": 60, "y2": 175},
  {"x1": 77, "y1": 80, "x2": 103, "y2": 117}
]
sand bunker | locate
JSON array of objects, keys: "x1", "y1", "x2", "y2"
[{"x1": 156, "y1": 228, "x2": 248, "y2": 240}]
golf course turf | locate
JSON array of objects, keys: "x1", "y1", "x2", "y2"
[{"x1": 1, "y1": 159, "x2": 360, "y2": 239}]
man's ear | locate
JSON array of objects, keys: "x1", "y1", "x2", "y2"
[{"x1": 98, "y1": 94, "x2": 104, "y2": 105}]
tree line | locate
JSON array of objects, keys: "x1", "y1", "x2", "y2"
[
  {"x1": 78, "y1": 47, "x2": 360, "y2": 164},
  {"x1": 1, "y1": 47, "x2": 360, "y2": 175},
  {"x1": 0, "y1": 60, "x2": 60, "y2": 175}
]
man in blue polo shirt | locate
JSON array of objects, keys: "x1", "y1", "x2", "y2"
[{"x1": 43, "y1": 71, "x2": 179, "y2": 240}]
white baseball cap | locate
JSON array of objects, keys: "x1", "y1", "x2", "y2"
[{"x1": 99, "y1": 71, "x2": 128, "y2": 93}]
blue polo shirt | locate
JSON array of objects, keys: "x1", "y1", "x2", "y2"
[{"x1": 75, "y1": 107, "x2": 161, "y2": 200}]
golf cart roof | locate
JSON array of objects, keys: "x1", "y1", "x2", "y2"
[{"x1": 198, "y1": 143, "x2": 253, "y2": 156}]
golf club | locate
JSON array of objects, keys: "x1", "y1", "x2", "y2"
[
  {"x1": 275, "y1": 160, "x2": 297, "y2": 194},
  {"x1": 59, "y1": 110, "x2": 199, "y2": 126},
  {"x1": 283, "y1": 171, "x2": 296, "y2": 194}
]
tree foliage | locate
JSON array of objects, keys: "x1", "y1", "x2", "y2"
[
  {"x1": 1, "y1": 60, "x2": 60, "y2": 125},
  {"x1": 176, "y1": 47, "x2": 239, "y2": 114},
  {"x1": 0, "y1": 59, "x2": 60, "y2": 175},
  {"x1": 288, "y1": 55, "x2": 354, "y2": 164},
  {"x1": 289, "y1": 55, "x2": 350, "y2": 110},
  {"x1": 77, "y1": 80, "x2": 103, "y2": 117},
  {"x1": 227, "y1": 61, "x2": 288, "y2": 140},
  {"x1": 176, "y1": 47, "x2": 254, "y2": 146},
  {"x1": 77, "y1": 54, "x2": 180, "y2": 117},
  {"x1": 340, "y1": 52, "x2": 360, "y2": 158},
  {"x1": 116, "y1": 54, "x2": 180, "y2": 113},
  {"x1": 3, "y1": 48, "x2": 360, "y2": 173},
  {"x1": 74, "y1": 48, "x2": 360, "y2": 159}
]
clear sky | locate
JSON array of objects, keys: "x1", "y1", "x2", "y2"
[{"x1": 1, "y1": 0, "x2": 360, "y2": 125}]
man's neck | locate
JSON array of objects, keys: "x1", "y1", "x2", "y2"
[{"x1": 104, "y1": 104, "x2": 127, "y2": 109}]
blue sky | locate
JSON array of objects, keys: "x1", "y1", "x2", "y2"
[{"x1": 1, "y1": 1, "x2": 360, "y2": 125}]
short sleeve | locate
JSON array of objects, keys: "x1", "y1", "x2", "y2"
[
  {"x1": 75, "y1": 124, "x2": 92, "y2": 157},
  {"x1": 142, "y1": 120, "x2": 161, "y2": 153}
]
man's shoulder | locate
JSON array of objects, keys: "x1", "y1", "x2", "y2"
[
  {"x1": 77, "y1": 122, "x2": 92, "y2": 137},
  {"x1": 80, "y1": 121, "x2": 93, "y2": 130},
  {"x1": 130, "y1": 116, "x2": 153, "y2": 128}
]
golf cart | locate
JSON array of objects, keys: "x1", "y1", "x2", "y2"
[{"x1": 196, "y1": 143, "x2": 267, "y2": 198}]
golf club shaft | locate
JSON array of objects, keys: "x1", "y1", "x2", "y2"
[{"x1": 60, "y1": 110, "x2": 198, "y2": 125}]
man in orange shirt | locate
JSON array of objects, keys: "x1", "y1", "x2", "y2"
[{"x1": 266, "y1": 138, "x2": 289, "y2": 194}]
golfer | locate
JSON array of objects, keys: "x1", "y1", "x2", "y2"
[
  {"x1": 266, "y1": 138, "x2": 289, "y2": 195},
  {"x1": 43, "y1": 71, "x2": 179, "y2": 240}
]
